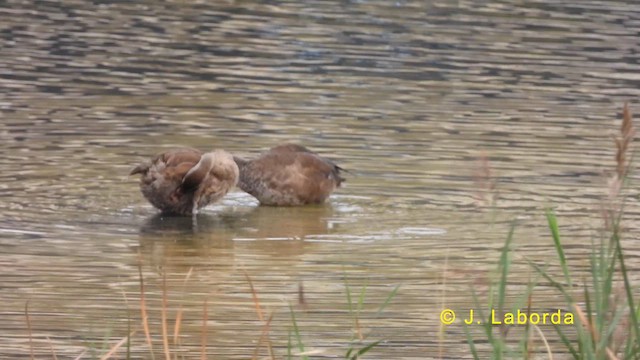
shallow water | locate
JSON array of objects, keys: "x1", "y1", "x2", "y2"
[{"x1": 2, "y1": 0, "x2": 640, "y2": 358}]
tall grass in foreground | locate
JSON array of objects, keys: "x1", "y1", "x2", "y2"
[
  {"x1": 24, "y1": 259, "x2": 398, "y2": 360},
  {"x1": 463, "y1": 223, "x2": 544, "y2": 359},
  {"x1": 286, "y1": 277, "x2": 399, "y2": 360},
  {"x1": 466, "y1": 103, "x2": 640, "y2": 359}
]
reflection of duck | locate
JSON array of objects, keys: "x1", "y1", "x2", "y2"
[
  {"x1": 136, "y1": 205, "x2": 336, "y2": 267},
  {"x1": 130, "y1": 148, "x2": 239, "y2": 215},
  {"x1": 233, "y1": 144, "x2": 345, "y2": 206},
  {"x1": 232, "y1": 206, "x2": 336, "y2": 258},
  {"x1": 234, "y1": 205, "x2": 336, "y2": 241},
  {"x1": 136, "y1": 213, "x2": 237, "y2": 271},
  {"x1": 138, "y1": 212, "x2": 237, "y2": 239}
]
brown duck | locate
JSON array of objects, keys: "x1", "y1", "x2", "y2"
[
  {"x1": 233, "y1": 144, "x2": 345, "y2": 206},
  {"x1": 130, "y1": 148, "x2": 239, "y2": 215}
]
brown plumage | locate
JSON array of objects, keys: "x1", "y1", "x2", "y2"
[
  {"x1": 130, "y1": 148, "x2": 239, "y2": 215},
  {"x1": 234, "y1": 144, "x2": 345, "y2": 206}
]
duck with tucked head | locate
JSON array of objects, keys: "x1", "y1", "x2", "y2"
[
  {"x1": 130, "y1": 148, "x2": 239, "y2": 215},
  {"x1": 233, "y1": 144, "x2": 345, "y2": 206}
]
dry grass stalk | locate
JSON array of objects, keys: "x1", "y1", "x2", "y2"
[
  {"x1": 201, "y1": 299, "x2": 208, "y2": 360},
  {"x1": 607, "y1": 286, "x2": 631, "y2": 355},
  {"x1": 573, "y1": 305, "x2": 619, "y2": 360},
  {"x1": 244, "y1": 271, "x2": 275, "y2": 359},
  {"x1": 354, "y1": 317, "x2": 364, "y2": 341},
  {"x1": 161, "y1": 270, "x2": 171, "y2": 360},
  {"x1": 530, "y1": 325, "x2": 553, "y2": 360},
  {"x1": 46, "y1": 336, "x2": 58, "y2": 360},
  {"x1": 615, "y1": 103, "x2": 635, "y2": 179},
  {"x1": 244, "y1": 271, "x2": 264, "y2": 321},
  {"x1": 604, "y1": 103, "x2": 635, "y2": 229},
  {"x1": 173, "y1": 267, "x2": 193, "y2": 356},
  {"x1": 252, "y1": 312, "x2": 275, "y2": 360},
  {"x1": 473, "y1": 151, "x2": 497, "y2": 207},
  {"x1": 25, "y1": 300, "x2": 34, "y2": 360},
  {"x1": 525, "y1": 292, "x2": 533, "y2": 357},
  {"x1": 138, "y1": 253, "x2": 155, "y2": 358},
  {"x1": 172, "y1": 308, "x2": 183, "y2": 360},
  {"x1": 594, "y1": 104, "x2": 636, "y2": 359},
  {"x1": 573, "y1": 305, "x2": 599, "y2": 348},
  {"x1": 72, "y1": 350, "x2": 87, "y2": 360},
  {"x1": 298, "y1": 281, "x2": 306, "y2": 308},
  {"x1": 99, "y1": 330, "x2": 137, "y2": 360}
]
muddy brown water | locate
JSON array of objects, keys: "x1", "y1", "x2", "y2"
[{"x1": 2, "y1": 0, "x2": 640, "y2": 358}]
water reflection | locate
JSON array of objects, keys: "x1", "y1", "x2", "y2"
[
  {"x1": 233, "y1": 205, "x2": 336, "y2": 240},
  {"x1": 139, "y1": 212, "x2": 237, "y2": 239},
  {"x1": 137, "y1": 204, "x2": 336, "y2": 267}
]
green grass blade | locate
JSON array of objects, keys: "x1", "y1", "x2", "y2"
[
  {"x1": 345, "y1": 276, "x2": 354, "y2": 315},
  {"x1": 345, "y1": 347, "x2": 355, "y2": 359},
  {"x1": 287, "y1": 330, "x2": 292, "y2": 360},
  {"x1": 588, "y1": 239, "x2": 602, "y2": 342},
  {"x1": 376, "y1": 285, "x2": 400, "y2": 315},
  {"x1": 582, "y1": 281, "x2": 596, "y2": 350},
  {"x1": 469, "y1": 286, "x2": 498, "y2": 353},
  {"x1": 553, "y1": 323, "x2": 580, "y2": 359},
  {"x1": 497, "y1": 222, "x2": 515, "y2": 314},
  {"x1": 353, "y1": 340, "x2": 382, "y2": 359},
  {"x1": 615, "y1": 235, "x2": 640, "y2": 350},
  {"x1": 289, "y1": 305, "x2": 308, "y2": 360},
  {"x1": 546, "y1": 208, "x2": 572, "y2": 287},
  {"x1": 357, "y1": 281, "x2": 368, "y2": 315},
  {"x1": 463, "y1": 321, "x2": 481, "y2": 360},
  {"x1": 529, "y1": 262, "x2": 573, "y2": 304}
]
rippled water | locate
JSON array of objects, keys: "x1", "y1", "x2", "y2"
[{"x1": 2, "y1": 0, "x2": 640, "y2": 358}]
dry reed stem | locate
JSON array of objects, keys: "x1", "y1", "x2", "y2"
[
  {"x1": 46, "y1": 336, "x2": 58, "y2": 360},
  {"x1": 610, "y1": 308, "x2": 630, "y2": 355},
  {"x1": 606, "y1": 347, "x2": 621, "y2": 360},
  {"x1": 99, "y1": 330, "x2": 137, "y2": 360},
  {"x1": 355, "y1": 317, "x2": 363, "y2": 341},
  {"x1": 138, "y1": 253, "x2": 154, "y2": 358},
  {"x1": 201, "y1": 299, "x2": 208, "y2": 360},
  {"x1": 25, "y1": 300, "x2": 34, "y2": 360},
  {"x1": 296, "y1": 349, "x2": 326, "y2": 356},
  {"x1": 173, "y1": 309, "x2": 183, "y2": 360},
  {"x1": 525, "y1": 292, "x2": 533, "y2": 358},
  {"x1": 473, "y1": 151, "x2": 497, "y2": 207},
  {"x1": 243, "y1": 271, "x2": 275, "y2": 358},
  {"x1": 573, "y1": 305, "x2": 619, "y2": 360},
  {"x1": 605, "y1": 103, "x2": 635, "y2": 226},
  {"x1": 615, "y1": 103, "x2": 635, "y2": 179},
  {"x1": 252, "y1": 312, "x2": 275, "y2": 360},
  {"x1": 73, "y1": 350, "x2": 88, "y2": 360},
  {"x1": 173, "y1": 267, "x2": 193, "y2": 356},
  {"x1": 161, "y1": 270, "x2": 171, "y2": 360},
  {"x1": 244, "y1": 271, "x2": 264, "y2": 321},
  {"x1": 298, "y1": 281, "x2": 306, "y2": 309},
  {"x1": 530, "y1": 325, "x2": 553, "y2": 360},
  {"x1": 573, "y1": 305, "x2": 599, "y2": 346}
]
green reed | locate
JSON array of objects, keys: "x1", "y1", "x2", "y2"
[
  {"x1": 286, "y1": 277, "x2": 399, "y2": 359},
  {"x1": 466, "y1": 104, "x2": 639, "y2": 359}
]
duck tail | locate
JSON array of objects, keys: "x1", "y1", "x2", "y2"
[
  {"x1": 233, "y1": 155, "x2": 249, "y2": 169},
  {"x1": 333, "y1": 165, "x2": 347, "y2": 186},
  {"x1": 129, "y1": 162, "x2": 150, "y2": 176}
]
